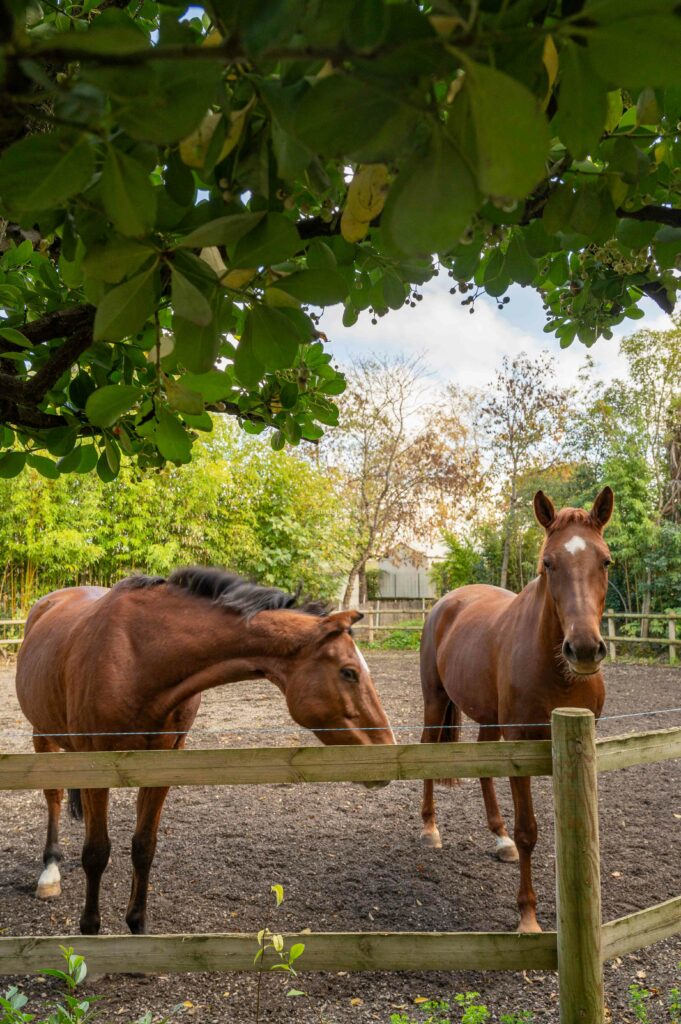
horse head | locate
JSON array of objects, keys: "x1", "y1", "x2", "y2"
[
  {"x1": 534, "y1": 487, "x2": 614, "y2": 676},
  {"x1": 282, "y1": 610, "x2": 395, "y2": 784}
]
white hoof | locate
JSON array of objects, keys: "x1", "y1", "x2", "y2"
[
  {"x1": 421, "y1": 828, "x2": 442, "y2": 849},
  {"x1": 495, "y1": 835, "x2": 519, "y2": 863},
  {"x1": 36, "y1": 863, "x2": 61, "y2": 900}
]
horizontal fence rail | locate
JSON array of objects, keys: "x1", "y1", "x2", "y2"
[
  {"x1": 1, "y1": 729, "x2": 679, "y2": 791},
  {"x1": 0, "y1": 740, "x2": 555, "y2": 790},
  {"x1": 0, "y1": 930, "x2": 558, "y2": 976}
]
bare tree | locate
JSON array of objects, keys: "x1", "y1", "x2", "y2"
[
  {"x1": 480, "y1": 353, "x2": 570, "y2": 589},
  {"x1": 323, "y1": 356, "x2": 478, "y2": 607}
]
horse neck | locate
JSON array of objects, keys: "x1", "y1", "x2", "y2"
[
  {"x1": 519, "y1": 574, "x2": 565, "y2": 673},
  {"x1": 125, "y1": 592, "x2": 318, "y2": 706}
]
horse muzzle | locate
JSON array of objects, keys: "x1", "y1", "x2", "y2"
[{"x1": 562, "y1": 636, "x2": 607, "y2": 675}]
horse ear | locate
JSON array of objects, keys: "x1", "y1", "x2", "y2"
[
  {"x1": 590, "y1": 486, "x2": 614, "y2": 530},
  {"x1": 534, "y1": 490, "x2": 556, "y2": 530},
  {"x1": 320, "y1": 609, "x2": 363, "y2": 639}
]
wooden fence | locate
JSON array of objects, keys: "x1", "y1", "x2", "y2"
[
  {"x1": 351, "y1": 605, "x2": 679, "y2": 664},
  {"x1": 1, "y1": 711, "x2": 681, "y2": 1024},
  {"x1": 3, "y1": 609, "x2": 679, "y2": 663}
]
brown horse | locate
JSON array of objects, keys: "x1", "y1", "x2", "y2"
[
  {"x1": 419, "y1": 488, "x2": 614, "y2": 933},
  {"x1": 15, "y1": 567, "x2": 394, "y2": 935}
]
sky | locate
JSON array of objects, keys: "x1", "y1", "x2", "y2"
[{"x1": 320, "y1": 278, "x2": 674, "y2": 392}]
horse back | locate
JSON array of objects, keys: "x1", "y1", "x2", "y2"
[
  {"x1": 16, "y1": 586, "x2": 109, "y2": 735},
  {"x1": 421, "y1": 584, "x2": 516, "y2": 724}
]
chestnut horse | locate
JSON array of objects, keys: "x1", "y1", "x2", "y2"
[
  {"x1": 16, "y1": 567, "x2": 394, "y2": 935},
  {"x1": 420, "y1": 488, "x2": 614, "y2": 933}
]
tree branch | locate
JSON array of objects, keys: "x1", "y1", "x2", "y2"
[{"x1": 617, "y1": 205, "x2": 681, "y2": 229}]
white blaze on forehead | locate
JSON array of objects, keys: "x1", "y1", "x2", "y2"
[
  {"x1": 564, "y1": 535, "x2": 587, "y2": 555},
  {"x1": 353, "y1": 641, "x2": 370, "y2": 675}
]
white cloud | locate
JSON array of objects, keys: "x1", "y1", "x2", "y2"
[{"x1": 320, "y1": 276, "x2": 674, "y2": 391}]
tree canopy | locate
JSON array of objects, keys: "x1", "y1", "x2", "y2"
[{"x1": 1, "y1": 0, "x2": 680, "y2": 478}]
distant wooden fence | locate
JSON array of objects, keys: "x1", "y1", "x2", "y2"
[
  {"x1": 351, "y1": 604, "x2": 679, "y2": 664},
  {"x1": 1, "y1": 711, "x2": 680, "y2": 1024},
  {"x1": 3, "y1": 609, "x2": 679, "y2": 664}
]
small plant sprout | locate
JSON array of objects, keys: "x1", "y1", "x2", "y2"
[
  {"x1": 628, "y1": 982, "x2": 652, "y2": 1024},
  {"x1": 254, "y1": 884, "x2": 307, "y2": 1023},
  {"x1": 454, "y1": 992, "x2": 490, "y2": 1024}
]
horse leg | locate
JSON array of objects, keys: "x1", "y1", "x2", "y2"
[
  {"x1": 125, "y1": 786, "x2": 170, "y2": 935},
  {"x1": 478, "y1": 728, "x2": 518, "y2": 863},
  {"x1": 419, "y1": 689, "x2": 453, "y2": 849},
  {"x1": 79, "y1": 788, "x2": 111, "y2": 935},
  {"x1": 509, "y1": 776, "x2": 540, "y2": 933},
  {"x1": 34, "y1": 736, "x2": 64, "y2": 899}
]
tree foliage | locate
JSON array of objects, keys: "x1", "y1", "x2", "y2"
[
  {"x1": 0, "y1": 0, "x2": 680, "y2": 475},
  {"x1": 0, "y1": 419, "x2": 354, "y2": 614}
]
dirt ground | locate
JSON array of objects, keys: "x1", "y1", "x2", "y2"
[{"x1": 1, "y1": 654, "x2": 680, "y2": 1023}]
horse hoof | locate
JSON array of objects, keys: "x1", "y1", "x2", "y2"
[
  {"x1": 36, "y1": 863, "x2": 61, "y2": 899},
  {"x1": 495, "y1": 836, "x2": 519, "y2": 863},
  {"x1": 518, "y1": 918, "x2": 543, "y2": 934},
  {"x1": 421, "y1": 829, "x2": 442, "y2": 849},
  {"x1": 36, "y1": 880, "x2": 61, "y2": 900}
]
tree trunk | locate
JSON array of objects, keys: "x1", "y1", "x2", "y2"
[
  {"x1": 499, "y1": 532, "x2": 511, "y2": 590},
  {"x1": 358, "y1": 565, "x2": 368, "y2": 605},
  {"x1": 342, "y1": 560, "x2": 365, "y2": 609},
  {"x1": 500, "y1": 476, "x2": 517, "y2": 591},
  {"x1": 640, "y1": 567, "x2": 652, "y2": 639}
]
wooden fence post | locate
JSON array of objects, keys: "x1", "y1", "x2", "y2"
[
  {"x1": 606, "y1": 610, "x2": 616, "y2": 662},
  {"x1": 669, "y1": 614, "x2": 677, "y2": 666},
  {"x1": 552, "y1": 708, "x2": 604, "y2": 1024},
  {"x1": 367, "y1": 608, "x2": 374, "y2": 645}
]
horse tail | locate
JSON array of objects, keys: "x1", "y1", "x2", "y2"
[
  {"x1": 68, "y1": 789, "x2": 83, "y2": 821},
  {"x1": 435, "y1": 699, "x2": 463, "y2": 787}
]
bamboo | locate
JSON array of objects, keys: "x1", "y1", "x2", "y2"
[
  {"x1": 601, "y1": 895, "x2": 681, "y2": 961},
  {"x1": 0, "y1": 740, "x2": 554, "y2": 791},
  {"x1": 0, "y1": 930, "x2": 558, "y2": 976},
  {"x1": 552, "y1": 709, "x2": 604, "y2": 1024},
  {"x1": 596, "y1": 727, "x2": 681, "y2": 773}
]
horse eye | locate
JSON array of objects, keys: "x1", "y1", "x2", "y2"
[
  {"x1": 340, "y1": 667, "x2": 359, "y2": 682},
  {"x1": 543, "y1": 558, "x2": 552, "y2": 571},
  {"x1": 603, "y1": 558, "x2": 612, "y2": 568}
]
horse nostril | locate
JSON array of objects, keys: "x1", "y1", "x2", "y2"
[
  {"x1": 596, "y1": 639, "x2": 607, "y2": 662},
  {"x1": 562, "y1": 639, "x2": 576, "y2": 662}
]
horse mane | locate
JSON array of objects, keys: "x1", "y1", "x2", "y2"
[{"x1": 115, "y1": 567, "x2": 329, "y2": 619}]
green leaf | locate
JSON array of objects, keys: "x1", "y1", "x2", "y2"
[
  {"x1": 83, "y1": 238, "x2": 154, "y2": 284},
  {"x1": 0, "y1": 132, "x2": 94, "y2": 213},
  {"x1": 616, "y1": 218, "x2": 658, "y2": 250},
  {"x1": 93, "y1": 264, "x2": 159, "y2": 341},
  {"x1": 271, "y1": 883, "x2": 284, "y2": 906},
  {"x1": 26, "y1": 454, "x2": 59, "y2": 479},
  {"x1": 587, "y1": 16, "x2": 681, "y2": 88},
  {"x1": 382, "y1": 137, "x2": 479, "y2": 255},
  {"x1": 555, "y1": 42, "x2": 607, "y2": 160},
  {"x1": 180, "y1": 213, "x2": 265, "y2": 249},
  {"x1": 89, "y1": 61, "x2": 220, "y2": 144},
  {"x1": 293, "y1": 75, "x2": 400, "y2": 156},
  {"x1": 503, "y1": 234, "x2": 537, "y2": 286},
  {"x1": 246, "y1": 305, "x2": 303, "y2": 370},
  {"x1": 0, "y1": 327, "x2": 32, "y2": 349},
  {"x1": 171, "y1": 267, "x2": 213, "y2": 326},
  {"x1": 154, "y1": 407, "x2": 192, "y2": 463},
  {"x1": 38, "y1": 13, "x2": 148, "y2": 54},
  {"x1": 181, "y1": 370, "x2": 234, "y2": 402},
  {"x1": 346, "y1": 0, "x2": 388, "y2": 53},
  {"x1": 0, "y1": 451, "x2": 26, "y2": 478},
  {"x1": 101, "y1": 147, "x2": 157, "y2": 237},
  {"x1": 172, "y1": 306, "x2": 221, "y2": 374},
  {"x1": 653, "y1": 226, "x2": 681, "y2": 270},
  {"x1": 271, "y1": 269, "x2": 349, "y2": 306},
  {"x1": 165, "y1": 377, "x2": 204, "y2": 415},
  {"x1": 543, "y1": 184, "x2": 576, "y2": 235},
  {"x1": 288, "y1": 943, "x2": 305, "y2": 963},
  {"x1": 85, "y1": 385, "x2": 144, "y2": 427},
  {"x1": 96, "y1": 450, "x2": 118, "y2": 483},
  {"x1": 232, "y1": 214, "x2": 301, "y2": 268},
  {"x1": 466, "y1": 61, "x2": 551, "y2": 198}
]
